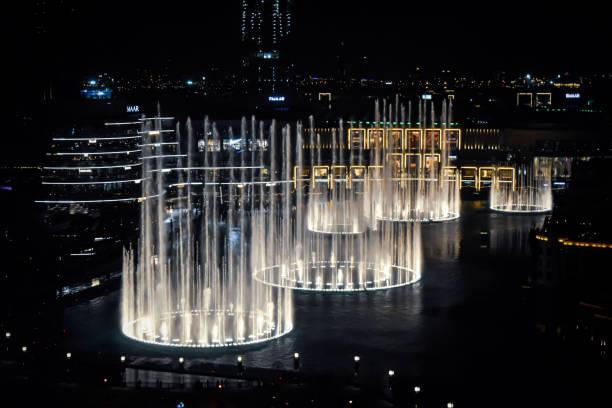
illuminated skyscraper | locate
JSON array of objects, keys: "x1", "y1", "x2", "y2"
[{"x1": 240, "y1": 0, "x2": 294, "y2": 105}]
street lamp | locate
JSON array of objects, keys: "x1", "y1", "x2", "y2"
[{"x1": 293, "y1": 352, "x2": 300, "y2": 369}]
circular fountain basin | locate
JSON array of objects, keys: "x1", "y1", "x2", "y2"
[
  {"x1": 376, "y1": 211, "x2": 460, "y2": 223},
  {"x1": 254, "y1": 261, "x2": 420, "y2": 292},
  {"x1": 489, "y1": 204, "x2": 551, "y2": 214},
  {"x1": 122, "y1": 309, "x2": 292, "y2": 348}
]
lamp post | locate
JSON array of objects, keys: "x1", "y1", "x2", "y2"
[
  {"x1": 237, "y1": 355, "x2": 243, "y2": 370},
  {"x1": 293, "y1": 352, "x2": 300, "y2": 370},
  {"x1": 387, "y1": 370, "x2": 395, "y2": 390}
]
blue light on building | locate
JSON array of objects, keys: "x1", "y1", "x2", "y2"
[
  {"x1": 81, "y1": 89, "x2": 112, "y2": 100},
  {"x1": 268, "y1": 95, "x2": 285, "y2": 102}
]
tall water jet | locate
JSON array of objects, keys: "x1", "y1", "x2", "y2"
[
  {"x1": 121, "y1": 117, "x2": 293, "y2": 347},
  {"x1": 305, "y1": 118, "x2": 370, "y2": 234},
  {"x1": 372, "y1": 98, "x2": 461, "y2": 222},
  {"x1": 253, "y1": 114, "x2": 422, "y2": 292},
  {"x1": 490, "y1": 157, "x2": 553, "y2": 213}
]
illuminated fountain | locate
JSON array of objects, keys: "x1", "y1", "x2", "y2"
[
  {"x1": 254, "y1": 112, "x2": 422, "y2": 292},
  {"x1": 489, "y1": 157, "x2": 552, "y2": 213},
  {"x1": 304, "y1": 119, "x2": 372, "y2": 234},
  {"x1": 255, "y1": 218, "x2": 422, "y2": 291},
  {"x1": 121, "y1": 117, "x2": 293, "y2": 347},
  {"x1": 372, "y1": 98, "x2": 461, "y2": 222}
]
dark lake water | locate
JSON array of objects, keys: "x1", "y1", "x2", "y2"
[{"x1": 67, "y1": 200, "x2": 594, "y2": 404}]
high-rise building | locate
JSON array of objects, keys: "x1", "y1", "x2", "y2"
[{"x1": 240, "y1": 0, "x2": 295, "y2": 106}]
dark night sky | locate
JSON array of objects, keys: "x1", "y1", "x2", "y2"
[{"x1": 13, "y1": 1, "x2": 612, "y2": 81}]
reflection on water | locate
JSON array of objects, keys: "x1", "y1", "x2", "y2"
[
  {"x1": 422, "y1": 220, "x2": 461, "y2": 260},
  {"x1": 123, "y1": 367, "x2": 257, "y2": 388},
  {"x1": 64, "y1": 201, "x2": 546, "y2": 384}
]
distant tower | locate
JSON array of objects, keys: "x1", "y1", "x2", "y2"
[{"x1": 241, "y1": 0, "x2": 294, "y2": 105}]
